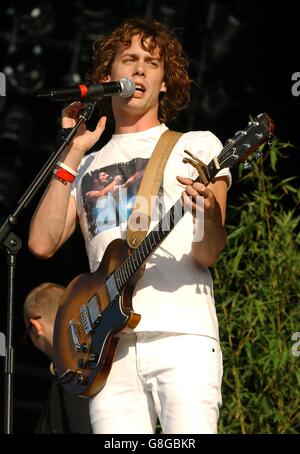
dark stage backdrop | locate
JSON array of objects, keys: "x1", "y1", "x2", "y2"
[{"x1": 0, "y1": 0, "x2": 299, "y2": 433}]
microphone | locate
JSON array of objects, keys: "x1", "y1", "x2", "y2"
[{"x1": 37, "y1": 77, "x2": 135, "y2": 102}]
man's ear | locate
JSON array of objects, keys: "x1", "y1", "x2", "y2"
[
  {"x1": 160, "y1": 81, "x2": 167, "y2": 93},
  {"x1": 30, "y1": 318, "x2": 44, "y2": 336}
]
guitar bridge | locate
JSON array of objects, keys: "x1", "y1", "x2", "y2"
[{"x1": 69, "y1": 320, "x2": 81, "y2": 351}]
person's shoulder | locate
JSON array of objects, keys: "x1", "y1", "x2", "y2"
[
  {"x1": 174, "y1": 130, "x2": 223, "y2": 156},
  {"x1": 180, "y1": 129, "x2": 221, "y2": 144}
]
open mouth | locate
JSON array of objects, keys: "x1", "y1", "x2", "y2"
[{"x1": 134, "y1": 84, "x2": 146, "y2": 93}]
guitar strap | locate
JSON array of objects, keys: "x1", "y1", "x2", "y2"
[{"x1": 126, "y1": 129, "x2": 183, "y2": 250}]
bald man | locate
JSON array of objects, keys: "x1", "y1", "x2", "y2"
[{"x1": 23, "y1": 282, "x2": 92, "y2": 434}]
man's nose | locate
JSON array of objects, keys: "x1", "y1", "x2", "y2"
[{"x1": 133, "y1": 61, "x2": 145, "y2": 76}]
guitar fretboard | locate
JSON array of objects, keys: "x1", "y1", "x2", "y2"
[{"x1": 114, "y1": 198, "x2": 184, "y2": 290}]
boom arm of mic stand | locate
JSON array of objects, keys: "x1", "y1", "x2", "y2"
[{"x1": 0, "y1": 100, "x2": 97, "y2": 434}]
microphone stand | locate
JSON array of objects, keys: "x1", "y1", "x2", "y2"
[{"x1": 0, "y1": 101, "x2": 97, "y2": 434}]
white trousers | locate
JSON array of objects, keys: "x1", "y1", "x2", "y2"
[{"x1": 89, "y1": 331, "x2": 223, "y2": 434}]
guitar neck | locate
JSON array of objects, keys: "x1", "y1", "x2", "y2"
[
  {"x1": 114, "y1": 161, "x2": 219, "y2": 290},
  {"x1": 114, "y1": 197, "x2": 185, "y2": 290},
  {"x1": 111, "y1": 113, "x2": 274, "y2": 293},
  {"x1": 113, "y1": 141, "x2": 241, "y2": 290}
]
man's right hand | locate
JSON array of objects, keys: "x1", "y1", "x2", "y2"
[{"x1": 61, "y1": 102, "x2": 107, "y2": 156}]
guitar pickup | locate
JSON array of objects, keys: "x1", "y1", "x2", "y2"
[
  {"x1": 80, "y1": 305, "x2": 93, "y2": 335},
  {"x1": 87, "y1": 294, "x2": 102, "y2": 325},
  {"x1": 80, "y1": 295, "x2": 102, "y2": 335}
]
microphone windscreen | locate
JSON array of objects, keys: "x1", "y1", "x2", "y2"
[{"x1": 119, "y1": 78, "x2": 135, "y2": 97}]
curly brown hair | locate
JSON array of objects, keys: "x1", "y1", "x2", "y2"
[{"x1": 89, "y1": 17, "x2": 191, "y2": 124}]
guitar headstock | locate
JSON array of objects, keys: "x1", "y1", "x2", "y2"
[{"x1": 218, "y1": 112, "x2": 274, "y2": 170}]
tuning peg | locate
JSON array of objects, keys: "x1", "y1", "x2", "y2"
[
  {"x1": 243, "y1": 160, "x2": 252, "y2": 170},
  {"x1": 255, "y1": 151, "x2": 263, "y2": 160}
]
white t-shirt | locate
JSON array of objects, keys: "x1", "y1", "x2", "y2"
[{"x1": 71, "y1": 124, "x2": 231, "y2": 340}]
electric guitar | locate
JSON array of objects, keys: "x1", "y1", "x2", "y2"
[{"x1": 53, "y1": 113, "x2": 274, "y2": 397}]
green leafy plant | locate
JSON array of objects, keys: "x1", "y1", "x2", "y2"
[{"x1": 213, "y1": 138, "x2": 300, "y2": 433}]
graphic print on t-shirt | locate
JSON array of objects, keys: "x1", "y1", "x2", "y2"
[{"x1": 81, "y1": 157, "x2": 164, "y2": 240}]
